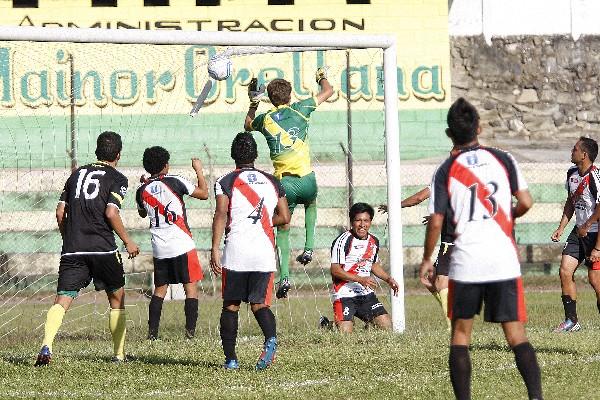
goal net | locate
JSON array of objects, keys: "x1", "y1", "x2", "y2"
[{"x1": 0, "y1": 26, "x2": 403, "y2": 344}]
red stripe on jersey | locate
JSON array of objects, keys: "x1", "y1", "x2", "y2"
[
  {"x1": 142, "y1": 190, "x2": 192, "y2": 237},
  {"x1": 233, "y1": 176, "x2": 275, "y2": 247},
  {"x1": 449, "y1": 161, "x2": 514, "y2": 241},
  {"x1": 572, "y1": 174, "x2": 590, "y2": 204},
  {"x1": 347, "y1": 235, "x2": 376, "y2": 274}
]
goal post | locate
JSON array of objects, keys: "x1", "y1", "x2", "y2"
[{"x1": 0, "y1": 26, "x2": 405, "y2": 333}]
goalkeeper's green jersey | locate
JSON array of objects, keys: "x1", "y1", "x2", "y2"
[{"x1": 250, "y1": 97, "x2": 318, "y2": 180}]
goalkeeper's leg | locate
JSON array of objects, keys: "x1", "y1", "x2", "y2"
[{"x1": 296, "y1": 172, "x2": 319, "y2": 266}]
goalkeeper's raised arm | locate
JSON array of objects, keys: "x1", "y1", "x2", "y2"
[{"x1": 314, "y1": 66, "x2": 333, "y2": 105}]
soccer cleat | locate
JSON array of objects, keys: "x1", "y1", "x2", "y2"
[
  {"x1": 111, "y1": 355, "x2": 134, "y2": 363},
  {"x1": 223, "y1": 359, "x2": 239, "y2": 370},
  {"x1": 553, "y1": 318, "x2": 581, "y2": 333},
  {"x1": 296, "y1": 249, "x2": 314, "y2": 265},
  {"x1": 147, "y1": 331, "x2": 159, "y2": 341},
  {"x1": 34, "y1": 345, "x2": 52, "y2": 367},
  {"x1": 319, "y1": 316, "x2": 333, "y2": 330},
  {"x1": 255, "y1": 336, "x2": 277, "y2": 371},
  {"x1": 275, "y1": 278, "x2": 291, "y2": 299},
  {"x1": 185, "y1": 329, "x2": 195, "y2": 340}
]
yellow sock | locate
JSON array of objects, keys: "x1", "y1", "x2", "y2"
[
  {"x1": 109, "y1": 308, "x2": 127, "y2": 360},
  {"x1": 42, "y1": 304, "x2": 66, "y2": 353},
  {"x1": 439, "y1": 288, "x2": 451, "y2": 331}
]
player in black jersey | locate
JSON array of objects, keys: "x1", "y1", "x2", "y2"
[{"x1": 35, "y1": 131, "x2": 140, "y2": 367}]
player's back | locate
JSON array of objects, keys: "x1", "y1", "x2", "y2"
[
  {"x1": 430, "y1": 146, "x2": 527, "y2": 282},
  {"x1": 60, "y1": 162, "x2": 128, "y2": 254},
  {"x1": 215, "y1": 167, "x2": 284, "y2": 272}
]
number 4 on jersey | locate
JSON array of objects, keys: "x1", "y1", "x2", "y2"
[{"x1": 247, "y1": 197, "x2": 265, "y2": 224}]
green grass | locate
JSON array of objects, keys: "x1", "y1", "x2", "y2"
[{"x1": 1, "y1": 277, "x2": 600, "y2": 399}]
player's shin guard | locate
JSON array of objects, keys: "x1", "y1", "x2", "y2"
[
  {"x1": 304, "y1": 202, "x2": 317, "y2": 251},
  {"x1": 184, "y1": 298, "x2": 199, "y2": 335},
  {"x1": 220, "y1": 309, "x2": 239, "y2": 361},
  {"x1": 253, "y1": 307, "x2": 276, "y2": 340},
  {"x1": 42, "y1": 304, "x2": 66, "y2": 353},
  {"x1": 449, "y1": 345, "x2": 471, "y2": 400},
  {"x1": 439, "y1": 288, "x2": 451, "y2": 330},
  {"x1": 561, "y1": 295, "x2": 577, "y2": 322},
  {"x1": 109, "y1": 308, "x2": 127, "y2": 360},
  {"x1": 512, "y1": 342, "x2": 543, "y2": 400},
  {"x1": 148, "y1": 295, "x2": 164, "y2": 339},
  {"x1": 276, "y1": 227, "x2": 290, "y2": 279}
]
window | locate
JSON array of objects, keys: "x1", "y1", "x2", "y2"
[
  {"x1": 196, "y1": 0, "x2": 220, "y2": 5},
  {"x1": 91, "y1": 0, "x2": 117, "y2": 6},
  {"x1": 144, "y1": 0, "x2": 169, "y2": 5},
  {"x1": 13, "y1": 0, "x2": 38, "y2": 7}
]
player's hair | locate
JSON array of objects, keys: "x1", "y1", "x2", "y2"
[
  {"x1": 143, "y1": 146, "x2": 170, "y2": 175},
  {"x1": 267, "y1": 78, "x2": 292, "y2": 106},
  {"x1": 95, "y1": 131, "x2": 122, "y2": 162},
  {"x1": 579, "y1": 136, "x2": 599, "y2": 162},
  {"x1": 349, "y1": 202, "x2": 375, "y2": 221},
  {"x1": 231, "y1": 132, "x2": 258, "y2": 165},
  {"x1": 446, "y1": 98, "x2": 480, "y2": 145}
]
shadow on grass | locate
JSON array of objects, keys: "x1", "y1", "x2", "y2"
[
  {"x1": 471, "y1": 342, "x2": 578, "y2": 355},
  {"x1": 3, "y1": 355, "x2": 33, "y2": 366}
]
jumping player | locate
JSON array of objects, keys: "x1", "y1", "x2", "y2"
[
  {"x1": 244, "y1": 68, "x2": 333, "y2": 298},
  {"x1": 136, "y1": 146, "x2": 209, "y2": 340},
  {"x1": 420, "y1": 98, "x2": 542, "y2": 400},
  {"x1": 330, "y1": 202, "x2": 399, "y2": 333},
  {"x1": 35, "y1": 131, "x2": 140, "y2": 366},
  {"x1": 210, "y1": 132, "x2": 290, "y2": 370},
  {"x1": 550, "y1": 137, "x2": 600, "y2": 332}
]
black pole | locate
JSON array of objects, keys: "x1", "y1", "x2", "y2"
[{"x1": 346, "y1": 50, "x2": 353, "y2": 210}]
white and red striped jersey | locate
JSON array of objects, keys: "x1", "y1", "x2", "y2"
[
  {"x1": 566, "y1": 165, "x2": 600, "y2": 232},
  {"x1": 136, "y1": 175, "x2": 196, "y2": 259},
  {"x1": 215, "y1": 167, "x2": 285, "y2": 272},
  {"x1": 429, "y1": 146, "x2": 528, "y2": 283},
  {"x1": 330, "y1": 230, "x2": 380, "y2": 299}
]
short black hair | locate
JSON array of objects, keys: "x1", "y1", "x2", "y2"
[
  {"x1": 349, "y1": 202, "x2": 374, "y2": 221},
  {"x1": 446, "y1": 98, "x2": 479, "y2": 145},
  {"x1": 95, "y1": 131, "x2": 122, "y2": 162},
  {"x1": 231, "y1": 132, "x2": 258, "y2": 165},
  {"x1": 143, "y1": 146, "x2": 170, "y2": 175},
  {"x1": 579, "y1": 136, "x2": 599, "y2": 162}
]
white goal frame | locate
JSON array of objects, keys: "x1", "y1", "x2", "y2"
[{"x1": 0, "y1": 25, "x2": 405, "y2": 332}]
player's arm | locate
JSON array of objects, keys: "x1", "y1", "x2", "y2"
[
  {"x1": 56, "y1": 202, "x2": 66, "y2": 238},
  {"x1": 315, "y1": 67, "x2": 333, "y2": 105},
  {"x1": 210, "y1": 194, "x2": 229, "y2": 276},
  {"x1": 190, "y1": 158, "x2": 209, "y2": 200},
  {"x1": 330, "y1": 263, "x2": 377, "y2": 290},
  {"x1": 135, "y1": 187, "x2": 147, "y2": 218},
  {"x1": 402, "y1": 187, "x2": 431, "y2": 208},
  {"x1": 551, "y1": 193, "x2": 575, "y2": 242},
  {"x1": 272, "y1": 196, "x2": 291, "y2": 227},
  {"x1": 512, "y1": 189, "x2": 533, "y2": 218},
  {"x1": 105, "y1": 205, "x2": 139, "y2": 259},
  {"x1": 371, "y1": 262, "x2": 399, "y2": 296},
  {"x1": 419, "y1": 212, "x2": 444, "y2": 290},
  {"x1": 244, "y1": 78, "x2": 265, "y2": 131}
]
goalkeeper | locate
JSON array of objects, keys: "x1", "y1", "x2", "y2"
[{"x1": 244, "y1": 68, "x2": 333, "y2": 299}]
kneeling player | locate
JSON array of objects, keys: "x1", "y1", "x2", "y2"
[
  {"x1": 210, "y1": 132, "x2": 290, "y2": 370},
  {"x1": 330, "y1": 203, "x2": 399, "y2": 333},
  {"x1": 136, "y1": 146, "x2": 209, "y2": 340}
]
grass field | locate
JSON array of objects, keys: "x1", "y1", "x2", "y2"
[{"x1": 1, "y1": 277, "x2": 600, "y2": 399}]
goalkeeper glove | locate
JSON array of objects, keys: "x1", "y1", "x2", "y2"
[
  {"x1": 248, "y1": 78, "x2": 265, "y2": 108},
  {"x1": 315, "y1": 66, "x2": 328, "y2": 84}
]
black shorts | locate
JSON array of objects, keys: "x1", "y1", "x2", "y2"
[
  {"x1": 434, "y1": 242, "x2": 453, "y2": 276},
  {"x1": 448, "y1": 278, "x2": 527, "y2": 323},
  {"x1": 562, "y1": 227, "x2": 600, "y2": 269},
  {"x1": 153, "y1": 249, "x2": 203, "y2": 286},
  {"x1": 221, "y1": 269, "x2": 274, "y2": 306},
  {"x1": 57, "y1": 252, "x2": 125, "y2": 293},
  {"x1": 333, "y1": 293, "x2": 388, "y2": 323}
]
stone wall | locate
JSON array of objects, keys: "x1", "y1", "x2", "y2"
[{"x1": 451, "y1": 35, "x2": 600, "y2": 142}]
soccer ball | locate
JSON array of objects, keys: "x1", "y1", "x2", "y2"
[{"x1": 207, "y1": 55, "x2": 232, "y2": 81}]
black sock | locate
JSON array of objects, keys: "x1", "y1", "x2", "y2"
[
  {"x1": 597, "y1": 301, "x2": 600, "y2": 315},
  {"x1": 184, "y1": 298, "x2": 198, "y2": 333},
  {"x1": 561, "y1": 295, "x2": 577, "y2": 322},
  {"x1": 148, "y1": 295, "x2": 164, "y2": 337},
  {"x1": 513, "y1": 342, "x2": 543, "y2": 400},
  {"x1": 220, "y1": 309, "x2": 238, "y2": 361},
  {"x1": 253, "y1": 307, "x2": 276, "y2": 340},
  {"x1": 449, "y1": 345, "x2": 471, "y2": 400}
]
